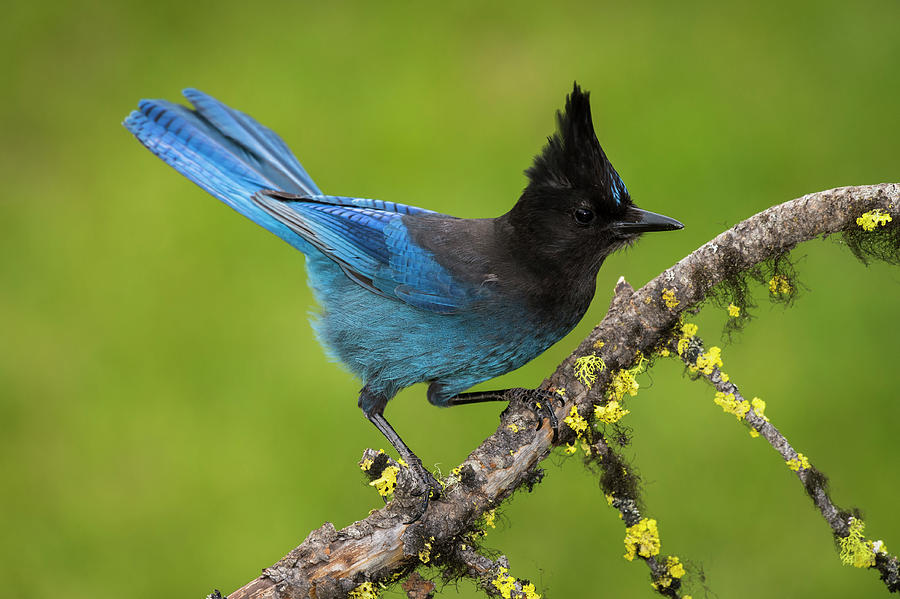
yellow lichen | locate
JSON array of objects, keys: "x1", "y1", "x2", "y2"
[
  {"x1": 483, "y1": 508, "x2": 497, "y2": 530},
  {"x1": 839, "y1": 518, "x2": 876, "y2": 568},
  {"x1": 491, "y1": 567, "x2": 541, "y2": 599},
  {"x1": 677, "y1": 322, "x2": 699, "y2": 356},
  {"x1": 491, "y1": 569, "x2": 516, "y2": 598},
  {"x1": 856, "y1": 209, "x2": 893, "y2": 231},
  {"x1": 593, "y1": 340, "x2": 606, "y2": 349},
  {"x1": 608, "y1": 369, "x2": 639, "y2": 401},
  {"x1": 507, "y1": 423, "x2": 519, "y2": 433},
  {"x1": 746, "y1": 397, "x2": 763, "y2": 436},
  {"x1": 786, "y1": 453, "x2": 811, "y2": 472},
  {"x1": 750, "y1": 397, "x2": 768, "y2": 421},
  {"x1": 563, "y1": 442, "x2": 578, "y2": 455},
  {"x1": 594, "y1": 400, "x2": 630, "y2": 423},
  {"x1": 768, "y1": 275, "x2": 792, "y2": 296},
  {"x1": 349, "y1": 581, "x2": 378, "y2": 599},
  {"x1": 666, "y1": 555, "x2": 686, "y2": 578},
  {"x1": 573, "y1": 353, "x2": 606, "y2": 387},
  {"x1": 727, "y1": 303, "x2": 741, "y2": 317},
  {"x1": 653, "y1": 577, "x2": 672, "y2": 589},
  {"x1": 624, "y1": 518, "x2": 661, "y2": 561},
  {"x1": 360, "y1": 449, "x2": 385, "y2": 472},
  {"x1": 418, "y1": 537, "x2": 435, "y2": 563},
  {"x1": 563, "y1": 406, "x2": 588, "y2": 435},
  {"x1": 369, "y1": 465, "x2": 399, "y2": 497},
  {"x1": 607, "y1": 353, "x2": 646, "y2": 402},
  {"x1": 580, "y1": 438, "x2": 592, "y2": 457},
  {"x1": 662, "y1": 288, "x2": 679, "y2": 309},
  {"x1": 692, "y1": 346, "x2": 723, "y2": 375},
  {"x1": 714, "y1": 391, "x2": 750, "y2": 420},
  {"x1": 632, "y1": 351, "x2": 649, "y2": 374}
]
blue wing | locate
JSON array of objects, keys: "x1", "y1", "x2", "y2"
[
  {"x1": 253, "y1": 191, "x2": 474, "y2": 314},
  {"x1": 124, "y1": 89, "x2": 472, "y2": 314}
]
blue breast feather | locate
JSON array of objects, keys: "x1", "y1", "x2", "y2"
[
  {"x1": 124, "y1": 89, "x2": 567, "y2": 402},
  {"x1": 308, "y1": 259, "x2": 565, "y2": 404}
]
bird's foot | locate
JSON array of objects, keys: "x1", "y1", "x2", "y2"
[
  {"x1": 361, "y1": 448, "x2": 441, "y2": 523},
  {"x1": 401, "y1": 457, "x2": 442, "y2": 524},
  {"x1": 507, "y1": 387, "x2": 561, "y2": 441}
]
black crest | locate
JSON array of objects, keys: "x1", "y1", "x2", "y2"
[{"x1": 525, "y1": 83, "x2": 621, "y2": 194}]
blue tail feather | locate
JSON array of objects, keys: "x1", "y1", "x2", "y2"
[
  {"x1": 123, "y1": 94, "x2": 317, "y2": 253},
  {"x1": 182, "y1": 89, "x2": 321, "y2": 196}
]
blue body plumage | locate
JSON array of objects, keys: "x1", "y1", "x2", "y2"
[{"x1": 124, "y1": 84, "x2": 682, "y2": 517}]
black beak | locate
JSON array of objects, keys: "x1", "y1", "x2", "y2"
[{"x1": 614, "y1": 207, "x2": 683, "y2": 233}]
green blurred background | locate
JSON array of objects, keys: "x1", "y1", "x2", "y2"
[{"x1": 1, "y1": 1, "x2": 898, "y2": 597}]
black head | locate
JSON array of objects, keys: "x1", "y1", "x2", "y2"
[{"x1": 506, "y1": 83, "x2": 682, "y2": 276}]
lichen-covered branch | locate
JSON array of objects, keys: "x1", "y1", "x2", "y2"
[
  {"x1": 222, "y1": 183, "x2": 899, "y2": 599},
  {"x1": 671, "y1": 331, "x2": 900, "y2": 592},
  {"x1": 586, "y1": 433, "x2": 688, "y2": 598}
]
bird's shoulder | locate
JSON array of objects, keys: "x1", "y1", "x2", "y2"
[
  {"x1": 400, "y1": 214, "x2": 509, "y2": 286},
  {"x1": 403, "y1": 212, "x2": 597, "y2": 323}
]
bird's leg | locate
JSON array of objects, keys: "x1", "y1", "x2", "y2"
[
  {"x1": 447, "y1": 388, "x2": 560, "y2": 438},
  {"x1": 445, "y1": 390, "x2": 510, "y2": 406},
  {"x1": 360, "y1": 387, "x2": 441, "y2": 524},
  {"x1": 366, "y1": 412, "x2": 443, "y2": 523}
]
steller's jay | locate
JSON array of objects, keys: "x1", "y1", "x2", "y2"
[{"x1": 124, "y1": 83, "x2": 682, "y2": 519}]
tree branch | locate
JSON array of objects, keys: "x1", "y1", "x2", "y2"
[
  {"x1": 223, "y1": 183, "x2": 899, "y2": 599},
  {"x1": 670, "y1": 332, "x2": 900, "y2": 591}
]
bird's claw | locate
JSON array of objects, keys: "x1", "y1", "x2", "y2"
[
  {"x1": 509, "y1": 387, "x2": 561, "y2": 441},
  {"x1": 402, "y1": 459, "x2": 442, "y2": 524}
]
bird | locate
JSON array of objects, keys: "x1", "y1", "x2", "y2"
[{"x1": 124, "y1": 82, "x2": 682, "y2": 519}]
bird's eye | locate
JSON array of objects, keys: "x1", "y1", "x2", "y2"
[{"x1": 573, "y1": 208, "x2": 595, "y2": 225}]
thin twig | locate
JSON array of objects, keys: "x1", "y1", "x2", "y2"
[
  {"x1": 589, "y1": 434, "x2": 687, "y2": 598},
  {"x1": 672, "y1": 333, "x2": 900, "y2": 592}
]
